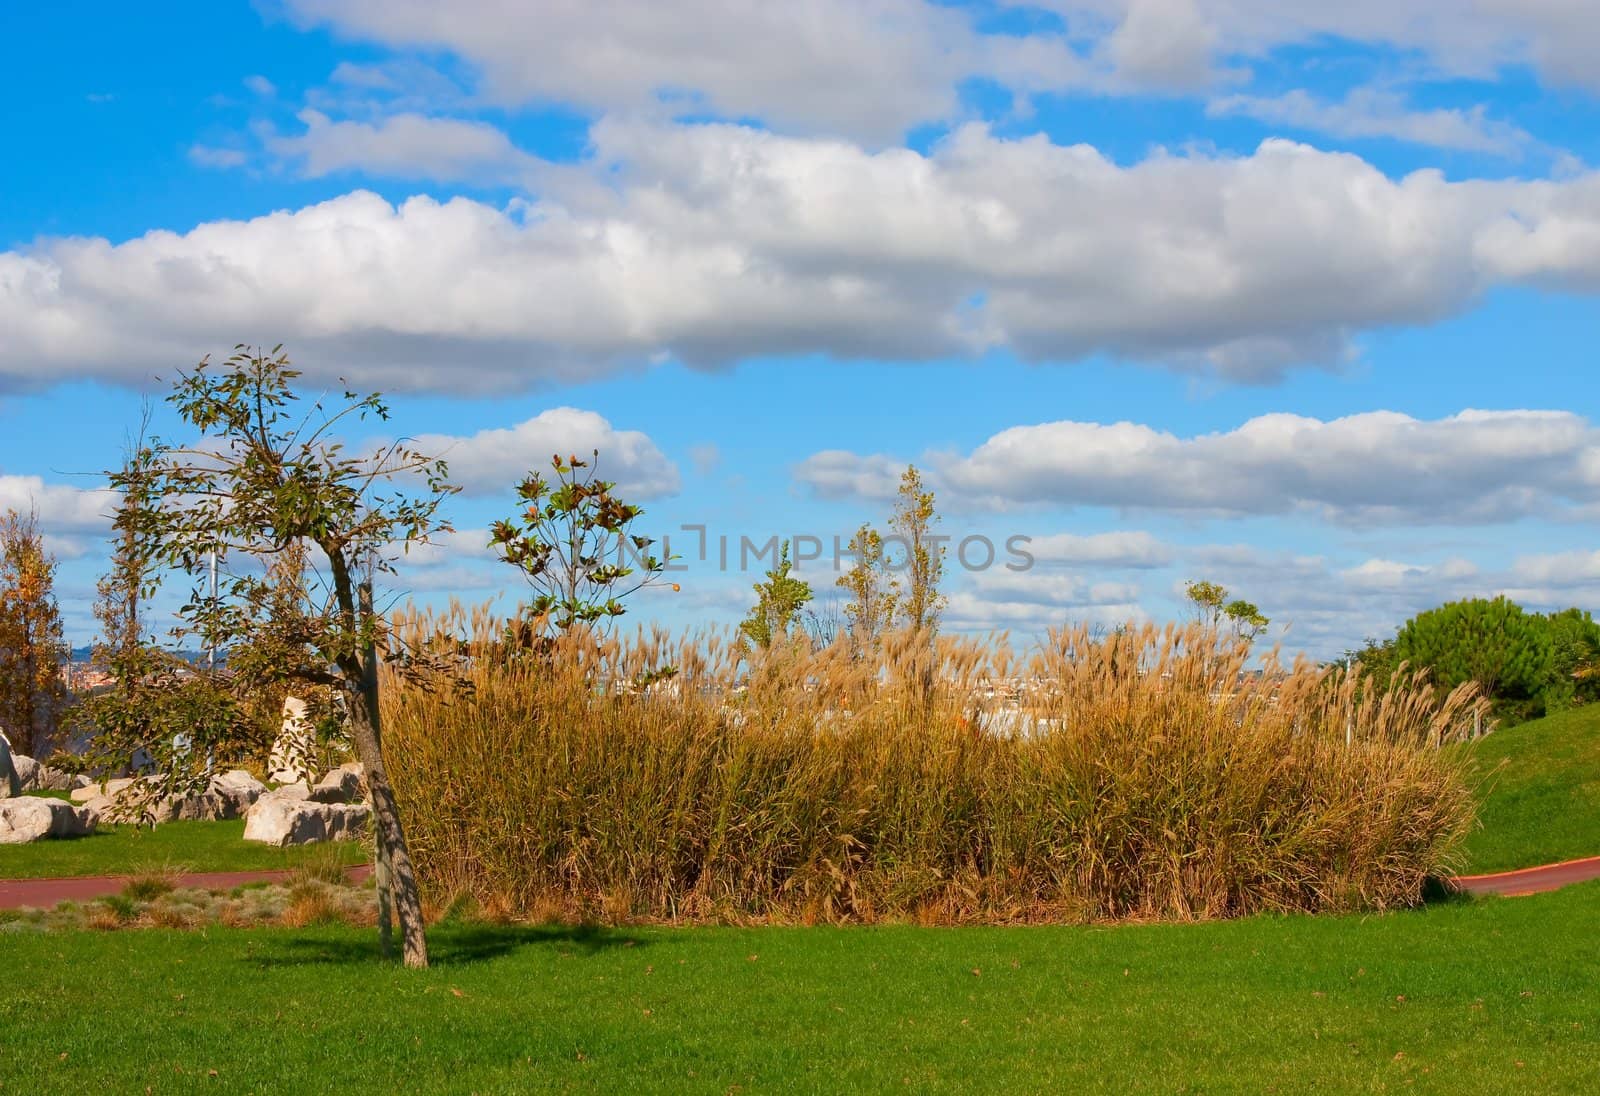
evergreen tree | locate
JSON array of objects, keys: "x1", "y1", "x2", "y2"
[{"x1": 1395, "y1": 597, "x2": 1552, "y2": 702}]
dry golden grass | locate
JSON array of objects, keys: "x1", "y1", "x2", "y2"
[{"x1": 383, "y1": 604, "x2": 1485, "y2": 926}]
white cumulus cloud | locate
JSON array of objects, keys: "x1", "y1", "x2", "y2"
[{"x1": 6, "y1": 123, "x2": 1600, "y2": 392}]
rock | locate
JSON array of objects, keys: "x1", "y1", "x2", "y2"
[
  {"x1": 70, "y1": 777, "x2": 136, "y2": 805},
  {"x1": 0, "y1": 797, "x2": 97, "y2": 843},
  {"x1": 271, "y1": 783, "x2": 311, "y2": 802},
  {"x1": 151, "y1": 790, "x2": 235, "y2": 823},
  {"x1": 12, "y1": 753, "x2": 39, "y2": 791},
  {"x1": 78, "y1": 795, "x2": 113, "y2": 826},
  {"x1": 308, "y1": 762, "x2": 365, "y2": 804},
  {"x1": 26, "y1": 764, "x2": 81, "y2": 792},
  {"x1": 243, "y1": 792, "x2": 369, "y2": 847},
  {"x1": 212, "y1": 769, "x2": 267, "y2": 814},
  {"x1": 0, "y1": 731, "x2": 17, "y2": 799},
  {"x1": 267, "y1": 696, "x2": 316, "y2": 786}
]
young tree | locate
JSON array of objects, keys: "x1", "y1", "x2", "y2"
[
  {"x1": 92, "y1": 427, "x2": 159, "y2": 678},
  {"x1": 888, "y1": 464, "x2": 945, "y2": 638},
  {"x1": 490, "y1": 452, "x2": 670, "y2": 638},
  {"x1": 1223, "y1": 599, "x2": 1269, "y2": 642},
  {"x1": 78, "y1": 438, "x2": 249, "y2": 820},
  {"x1": 739, "y1": 541, "x2": 813, "y2": 650},
  {"x1": 837, "y1": 523, "x2": 896, "y2": 651},
  {"x1": 0, "y1": 508, "x2": 69, "y2": 756},
  {"x1": 1183, "y1": 580, "x2": 1229, "y2": 626},
  {"x1": 126, "y1": 346, "x2": 456, "y2": 968}
]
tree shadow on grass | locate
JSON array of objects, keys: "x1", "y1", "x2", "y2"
[{"x1": 244, "y1": 921, "x2": 648, "y2": 969}]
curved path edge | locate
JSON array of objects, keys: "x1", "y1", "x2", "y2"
[{"x1": 0, "y1": 864, "x2": 371, "y2": 910}]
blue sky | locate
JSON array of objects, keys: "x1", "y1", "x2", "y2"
[{"x1": 3, "y1": 0, "x2": 1600, "y2": 659}]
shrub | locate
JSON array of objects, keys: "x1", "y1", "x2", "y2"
[{"x1": 384, "y1": 606, "x2": 1483, "y2": 925}]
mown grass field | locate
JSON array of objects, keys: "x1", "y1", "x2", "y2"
[
  {"x1": 1456, "y1": 704, "x2": 1600, "y2": 873},
  {"x1": 3, "y1": 882, "x2": 1598, "y2": 1093},
  {"x1": 0, "y1": 819, "x2": 366, "y2": 880}
]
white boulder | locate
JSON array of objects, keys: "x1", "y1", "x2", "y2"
[
  {"x1": 309, "y1": 762, "x2": 365, "y2": 804},
  {"x1": 12, "y1": 753, "x2": 39, "y2": 791},
  {"x1": 267, "y1": 696, "x2": 316, "y2": 786},
  {"x1": 0, "y1": 797, "x2": 97, "y2": 843},
  {"x1": 151, "y1": 789, "x2": 234, "y2": 823},
  {"x1": 243, "y1": 791, "x2": 369, "y2": 847},
  {"x1": 212, "y1": 769, "x2": 267, "y2": 813},
  {"x1": 70, "y1": 777, "x2": 136, "y2": 804},
  {"x1": 0, "y1": 732, "x2": 17, "y2": 798},
  {"x1": 23, "y1": 763, "x2": 87, "y2": 792}
]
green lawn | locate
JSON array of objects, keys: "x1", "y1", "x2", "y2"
[
  {"x1": 1457, "y1": 704, "x2": 1600, "y2": 874},
  {"x1": 1, "y1": 883, "x2": 1596, "y2": 1093},
  {"x1": 0, "y1": 820, "x2": 367, "y2": 880}
]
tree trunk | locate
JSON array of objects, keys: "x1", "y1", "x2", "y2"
[
  {"x1": 375, "y1": 818, "x2": 394, "y2": 960},
  {"x1": 346, "y1": 677, "x2": 428, "y2": 968}
]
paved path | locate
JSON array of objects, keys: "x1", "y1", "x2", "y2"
[
  {"x1": 0, "y1": 864, "x2": 371, "y2": 910},
  {"x1": 5, "y1": 857, "x2": 1597, "y2": 910},
  {"x1": 1452, "y1": 855, "x2": 1600, "y2": 897}
]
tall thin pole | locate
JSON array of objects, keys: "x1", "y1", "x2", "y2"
[{"x1": 205, "y1": 547, "x2": 218, "y2": 774}]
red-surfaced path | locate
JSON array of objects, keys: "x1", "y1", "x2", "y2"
[
  {"x1": 0, "y1": 864, "x2": 371, "y2": 910},
  {"x1": 1452, "y1": 855, "x2": 1600, "y2": 897},
  {"x1": 4, "y1": 858, "x2": 1597, "y2": 910}
]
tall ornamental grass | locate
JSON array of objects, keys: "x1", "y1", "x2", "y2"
[{"x1": 383, "y1": 604, "x2": 1482, "y2": 925}]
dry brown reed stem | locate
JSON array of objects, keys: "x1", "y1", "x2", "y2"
[{"x1": 383, "y1": 602, "x2": 1483, "y2": 926}]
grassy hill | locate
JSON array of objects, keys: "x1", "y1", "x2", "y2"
[{"x1": 1457, "y1": 703, "x2": 1600, "y2": 874}]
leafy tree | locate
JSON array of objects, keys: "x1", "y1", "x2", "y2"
[
  {"x1": 490, "y1": 452, "x2": 670, "y2": 637},
  {"x1": 837, "y1": 523, "x2": 896, "y2": 652},
  {"x1": 1342, "y1": 635, "x2": 1399, "y2": 682},
  {"x1": 0, "y1": 508, "x2": 69, "y2": 756},
  {"x1": 120, "y1": 346, "x2": 456, "y2": 968},
  {"x1": 739, "y1": 541, "x2": 812, "y2": 650},
  {"x1": 1183, "y1": 580, "x2": 1229, "y2": 626},
  {"x1": 888, "y1": 464, "x2": 945, "y2": 638},
  {"x1": 1223, "y1": 599, "x2": 1269, "y2": 641},
  {"x1": 1394, "y1": 597, "x2": 1552, "y2": 704}
]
